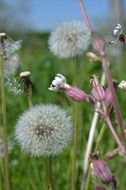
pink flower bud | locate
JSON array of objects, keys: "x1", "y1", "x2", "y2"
[
  {"x1": 91, "y1": 159, "x2": 113, "y2": 184},
  {"x1": 64, "y1": 86, "x2": 92, "y2": 103},
  {"x1": 91, "y1": 85, "x2": 105, "y2": 102},
  {"x1": 96, "y1": 185, "x2": 107, "y2": 190}
]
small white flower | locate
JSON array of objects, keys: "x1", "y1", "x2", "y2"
[
  {"x1": 113, "y1": 23, "x2": 122, "y2": 37},
  {"x1": 49, "y1": 73, "x2": 70, "y2": 91},
  {"x1": 118, "y1": 80, "x2": 126, "y2": 90},
  {"x1": 15, "y1": 104, "x2": 73, "y2": 156},
  {"x1": 48, "y1": 20, "x2": 91, "y2": 58}
]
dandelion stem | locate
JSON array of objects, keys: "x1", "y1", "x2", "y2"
[
  {"x1": 27, "y1": 91, "x2": 33, "y2": 107},
  {"x1": 45, "y1": 157, "x2": 50, "y2": 190},
  {"x1": 71, "y1": 102, "x2": 78, "y2": 190},
  {"x1": 44, "y1": 157, "x2": 55, "y2": 190},
  {"x1": 0, "y1": 58, "x2": 11, "y2": 190}
]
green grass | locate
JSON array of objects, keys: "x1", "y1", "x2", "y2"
[{"x1": 1, "y1": 33, "x2": 126, "y2": 190}]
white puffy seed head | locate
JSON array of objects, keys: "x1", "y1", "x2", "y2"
[
  {"x1": 15, "y1": 104, "x2": 73, "y2": 156},
  {"x1": 48, "y1": 20, "x2": 91, "y2": 58}
]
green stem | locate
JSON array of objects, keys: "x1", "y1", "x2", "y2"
[
  {"x1": 94, "y1": 122, "x2": 106, "y2": 151},
  {"x1": 0, "y1": 59, "x2": 11, "y2": 190},
  {"x1": 44, "y1": 157, "x2": 56, "y2": 190},
  {"x1": 85, "y1": 122, "x2": 106, "y2": 190},
  {"x1": 45, "y1": 157, "x2": 50, "y2": 190},
  {"x1": 71, "y1": 102, "x2": 78, "y2": 190},
  {"x1": 27, "y1": 93, "x2": 33, "y2": 107}
]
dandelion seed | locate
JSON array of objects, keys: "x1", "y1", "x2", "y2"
[
  {"x1": 15, "y1": 104, "x2": 73, "y2": 156},
  {"x1": 4, "y1": 54, "x2": 21, "y2": 77},
  {"x1": 0, "y1": 32, "x2": 22, "y2": 59},
  {"x1": 48, "y1": 20, "x2": 91, "y2": 58},
  {"x1": 5, "y1": 76, "x2": 23, "y2": 95}
]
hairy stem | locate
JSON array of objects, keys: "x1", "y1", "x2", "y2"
[{"x1": 102, "y1": 57, "x2": 126, "y2": 146}]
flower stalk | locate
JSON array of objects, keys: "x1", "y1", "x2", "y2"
[
  {"x1": 0, "y1": 58, "x2": 11, "y2": 190},
  {"x1": 78, "y1": 0, "x2": 126, "y2": 148}
]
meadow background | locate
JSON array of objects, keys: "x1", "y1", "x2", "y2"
[{"x1": 0, "y1": 0, "x2": 126, "y2": 190}]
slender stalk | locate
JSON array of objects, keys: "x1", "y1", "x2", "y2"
[
  {"x1": 102, "y1": 57, "x2": 126, "y2": 146},
  {"x1": 45, "y1": 157, "x2": 50, "y2": 190},
  {"x1": 94, "y1": 122, "x2": 106, "y2": 151},
  {"x1": 49, "y1": 157, "x2": 56, "y2": 190},
  {"x1": 84, "y1": 123, "x2": 106, "y2": 190},
  {"x1": 0, "y1": 58, "x2": 11, "y2": 190},
  {"x1": 44, "y1": 156, "x2": 56, "y2": 190},
  {"x1": 71, "y1": 102, "x2": 78, "y2": 190},
  {"x1": 78, "y1": 0, "x2": 93, "y2": 33},
  {"x1": 105, "y1": 115, "x2": 125, "y2": 154},
  {"x1": 27, "y1": 92, "x2": 33, "y2": 108},
  {"x1": 80, "y1": 74, "x2": 105, "y2": 190},
  {"x1": 78, "y1": 0, "x2": 126, "y2": 147}
]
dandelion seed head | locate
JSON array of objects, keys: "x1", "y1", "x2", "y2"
[
  {"x1": 5, "y1": 76, "x2": 23, "y2": 95},
  {"x1": 4, "y1": 40, "x2": 22, "y2": 59},
  {"x1": 15, "y1": 104, "x2": 73, "y2": 156},
  {"x1": 4, "y1": 54, "x2": 21, "y2": 77},
  {"x1": 48, "y1": 20, "x2": 91, "y2": 58}
]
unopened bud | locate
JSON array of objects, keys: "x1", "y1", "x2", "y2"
[
  {"x1": 64, "y1": 86, "x2": 92, "y2": 103},
  {"x1": 91, "y1": 159, "x2": 114, "y2": 185},
  {"x1": 96, "y1": 185, "x2": 107, "y2": 190},
  {"x1": 91, "y1": 85, "x2": 105, "y2": 102}
]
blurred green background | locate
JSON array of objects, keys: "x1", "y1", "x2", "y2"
[{"x1": 0, "y1": 0, "x2": 126, "y2": 190}]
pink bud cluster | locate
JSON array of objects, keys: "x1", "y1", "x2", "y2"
[{"x1": 49, "y1": 74, "x2": 112, "y2": 108}]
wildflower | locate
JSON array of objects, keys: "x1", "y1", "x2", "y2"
[
  {"x1": 15, "y1": 104, "x2": 73, "y2": 156},
  {"x1": 91, "y1": 158, "x2": 117, "y2": 189},
  {"x1": 118, "y1": 80, "x2": 126, "y2": 91},
  {"x1": 109, "y1": 23, "x2": 126, "y2": 45},
  {"x1": 49, "y1": 74, "x2": 93, "y2": 103},
  {"x1": 48, "y1": 20, "x2": 91, "y2": 58},
  {"x1": 48, "y1": 73, "x2": 69, "y2": 91}
]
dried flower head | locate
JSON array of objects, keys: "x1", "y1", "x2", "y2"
[
  {"x1": 19, "y1": 71, "x2": 36, "y2": 96},
  {"x1": 0, "y1": 32, "x2": 21, "y2": 59},
  {"x1": 48, "y1": 20, "x2": 91, "y2": 58},
  {"x1": 15, "y1": 104, "x2": 73, "y2": 156}
]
